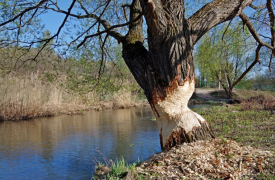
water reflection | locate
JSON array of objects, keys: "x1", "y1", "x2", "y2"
[{"x1": 0, "y1": 108, "x2": 160, "y2": 180}]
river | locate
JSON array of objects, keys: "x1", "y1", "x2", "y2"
[{"x1": 0, "y1": 105, "x2": 211, "y2": 179}]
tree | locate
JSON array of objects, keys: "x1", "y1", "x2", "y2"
[
  {"x1": 36, "y1": 29, "x2": 54, "y2": 50},
  {"x1": 195, "y1": 23, "x2": 255, "y2": 98},
  {"x1": 1, "y1": 0, "x2": 275, "y2": 150}
]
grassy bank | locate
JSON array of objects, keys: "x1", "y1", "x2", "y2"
[
  {"x1": 0, "y1": 73, "x2": 145, "y2": 121},
  {"x1": 197, "y1": 106, "x2": 275, "y2": 151},
  {"x1": 0, "y1": 46, "x2": 147, "y2": 121},
  {"x1": 92, "y1": 105, "x2": 275, "y2": 179}
]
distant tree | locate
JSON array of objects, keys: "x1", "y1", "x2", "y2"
[
  {"x1": 36, "y1": 29, "x2": 54, "y2": 50},
  {"x1": 195, "y1": 23, "x2": 255, "y2": 98}
]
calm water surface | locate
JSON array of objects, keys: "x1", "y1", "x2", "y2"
[
  {"x1": 0, "y1": 108, "x2": 160, "y2": 180},
  {"x1": 0, "y1": 105, "x2": 212, "y2": 180}
]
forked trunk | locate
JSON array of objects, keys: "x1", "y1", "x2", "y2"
[
  {"x1": 120, "y1": 0, "x2": 253, "y2": 150},
  {"x1": 121, "y1": 0, "x2": 216, "y2": 150}
]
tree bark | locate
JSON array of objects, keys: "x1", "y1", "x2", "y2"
[{"x1": 120, "y1": 0, "x2": 253, "y2": 150}]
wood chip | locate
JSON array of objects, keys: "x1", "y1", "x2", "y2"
[{"x1": 135, "y1": 138, "x2": 274, "y2": 179}]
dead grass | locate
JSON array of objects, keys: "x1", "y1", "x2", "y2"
[
  {"x1": 0, "y1": 73, "x2": 141, "y2": 120},
  {"x1": 0, "y1": 73, "x2": 87, "y2": 120},
  {"x1": 233, "y1": 89, "x2": 275, "y2": 100},
  {"x1": 239, "y1": 94, "x2": 275, "y2": 111},
  {"x1": 210, "y1": 89, "x2": 275, "y2": 101}
]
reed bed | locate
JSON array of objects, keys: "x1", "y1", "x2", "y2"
[
  {"x1": 0, "y1": 73, "x2": 83, "y2": 120},
  {"x1": 0, "y1": 73, "x2": 141, "y2": 121}
]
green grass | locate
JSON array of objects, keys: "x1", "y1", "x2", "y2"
[
  {"x1": 111, "y1": 157, "x2": 136, "y2": 178},
  {"x1": 92, "y1": 157, "x2": 138, "y2": 180},
  {"x1": 194, "y1": 106, "x2": 275, "y2": 151}
]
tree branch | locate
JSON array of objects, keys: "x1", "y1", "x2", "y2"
[
  {"x1": 0, "y1": 0, "x2": 48, "y2": 27},
  {"x1": 55, "y1": 0, "x2": 76, "y2": 41},
  {"x1": 77, "y1": 13, "x2": 143, "y2": 48},
  {"x1": 70, "y1": 0, "x2": 111, "y2": 44},
  {"x1": 233, "y1": 44, "x2": 262, "y2": 87},
  {"x1": 33, "y1": 0, "x2": 76, "y2": 60},
  {"x1": 189, "y1": 0, "x2": 254, "y2": 45},
  {"x1": 239, "y1": 12, "x2": 274, "y2": 49},
  {"x1": 249, "y1": 3, "x2": 266, "y2": 9}
]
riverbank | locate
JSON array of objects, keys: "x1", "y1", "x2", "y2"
[
  {"x1": 2, "y1": 83, "x2": 274, "y2": 121},
  {"x1": 93, "y1": 105, "x2": 275, "y2": 179},
  {"x1": 0, "y1": 100, "x2": 149, "y2": 121},
  {"x1": 0, "y1": 73, "x2": 147, "y2": 121}
]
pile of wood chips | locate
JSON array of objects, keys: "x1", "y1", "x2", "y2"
[{"x1": 133, "y1": 138, "x2": 274, "y2": 179}]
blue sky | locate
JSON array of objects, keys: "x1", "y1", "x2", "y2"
[
  {"x1": 40, "y1": 1, "x2": 72, "y2": 37},
  {"x1": 40, "y1": 1, "x2": 262, "y2": 41}
]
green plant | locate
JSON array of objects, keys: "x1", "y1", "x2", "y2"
[
  {"x1": 129, "y1": 143, "x2": 134, "y2": 148},
  {"x1": 111, "y1": 157, "x2": 129, "y2": 178},
  {"x1": 150, "y1": 117, "x2": 156, "y2": 121},
  {"x1": 225, "y1": 153, "x2": 236, "y2": 159}
]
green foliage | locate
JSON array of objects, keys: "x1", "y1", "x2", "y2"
[
  {"x1": 234, "y1": 79, "x2": 253, "y2": 90},
  {"x1": 194, "y1": 22, "x2": 255, "y2": 96},
  {"x1": 195, "y1": 23, "x2": 254, "y2": 82},
  {"x1": 63, "y1": 42, "x2": 141, "y2": 100},
  {"x1": 36, "y1": 30, "x2": 54, "y2": 50}
]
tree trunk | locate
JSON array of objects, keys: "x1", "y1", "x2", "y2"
[
  {"x1": 122, "y1": 40, "x2": 216, "y2": 150},
  {"x1": 154, "y1": 79, "x2": 216, "y2": 150},
  {"x1": 120, "y1": 0, "x2": 215, "y2": 150},
  {"x1": 119, "y1": 0, "x2": 252, "y2": 150}
]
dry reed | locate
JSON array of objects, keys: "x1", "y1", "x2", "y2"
[
  {"x1": 0, "y1": 73, "x2": 142, "y2": 120},
  {"x1": 0, "y1": 73, "x2": 87, "y2": 120}
]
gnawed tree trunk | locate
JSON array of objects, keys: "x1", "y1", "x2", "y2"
[{"x1": 119, "y1": 0, "x2": 253, "y2": 150}]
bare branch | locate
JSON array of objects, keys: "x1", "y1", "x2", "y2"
[
  {"x1": 77, "y1": 13, "x2": 143, "y2": 48},
  {"x1": 55, "y1": 0, "x2": 76, "y2": 41},
  {"x1": 249, "y1": 3, "x2": 266, "y2": 9},
  {"x1": 0, "y1": 0, "x2": 48, "y2": 27},
  {"x1": 233, "y1": 45, "x2": 262, "y2": 87},
  {"x1": 76, "y1": 0, "x2": 89, "y2": 15},
  {"x1": 98, "y1": 35, "x2": 108, "y2": 78},
  {"x1": 32, "y1": 0, "x2": 76, "y2": 61},
  {"x1": 222, "y1": 19, "x2": 233, "y2": 42},
  {"x1": 122, "y1": 4, "x2": 131, "y2": 22},
  {"x1": 239, "y1": 12, "x2": 274, "y2": 49},
  {"x1": 189, "y1": 0, "x2": 254, "y2": 45}
]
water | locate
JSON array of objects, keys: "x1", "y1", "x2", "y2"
[
  {"x1": 0, "y1": 108, "x2": 160, "y2": 180},
  {"x1": 0, "y1": 105, "x2": 213, "y2": 180}
]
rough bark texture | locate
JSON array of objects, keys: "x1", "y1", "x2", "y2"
[
  {"x1": 120, "y1": 0, "x2": 253, "y2": 150},
  {"x1": 163, "y1": 121, "x2": 215, "y2": 150}
]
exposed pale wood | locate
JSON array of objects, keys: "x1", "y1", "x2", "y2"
[{"x1": 121, "y1": 0, "x2": 255, "y2": 149}]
